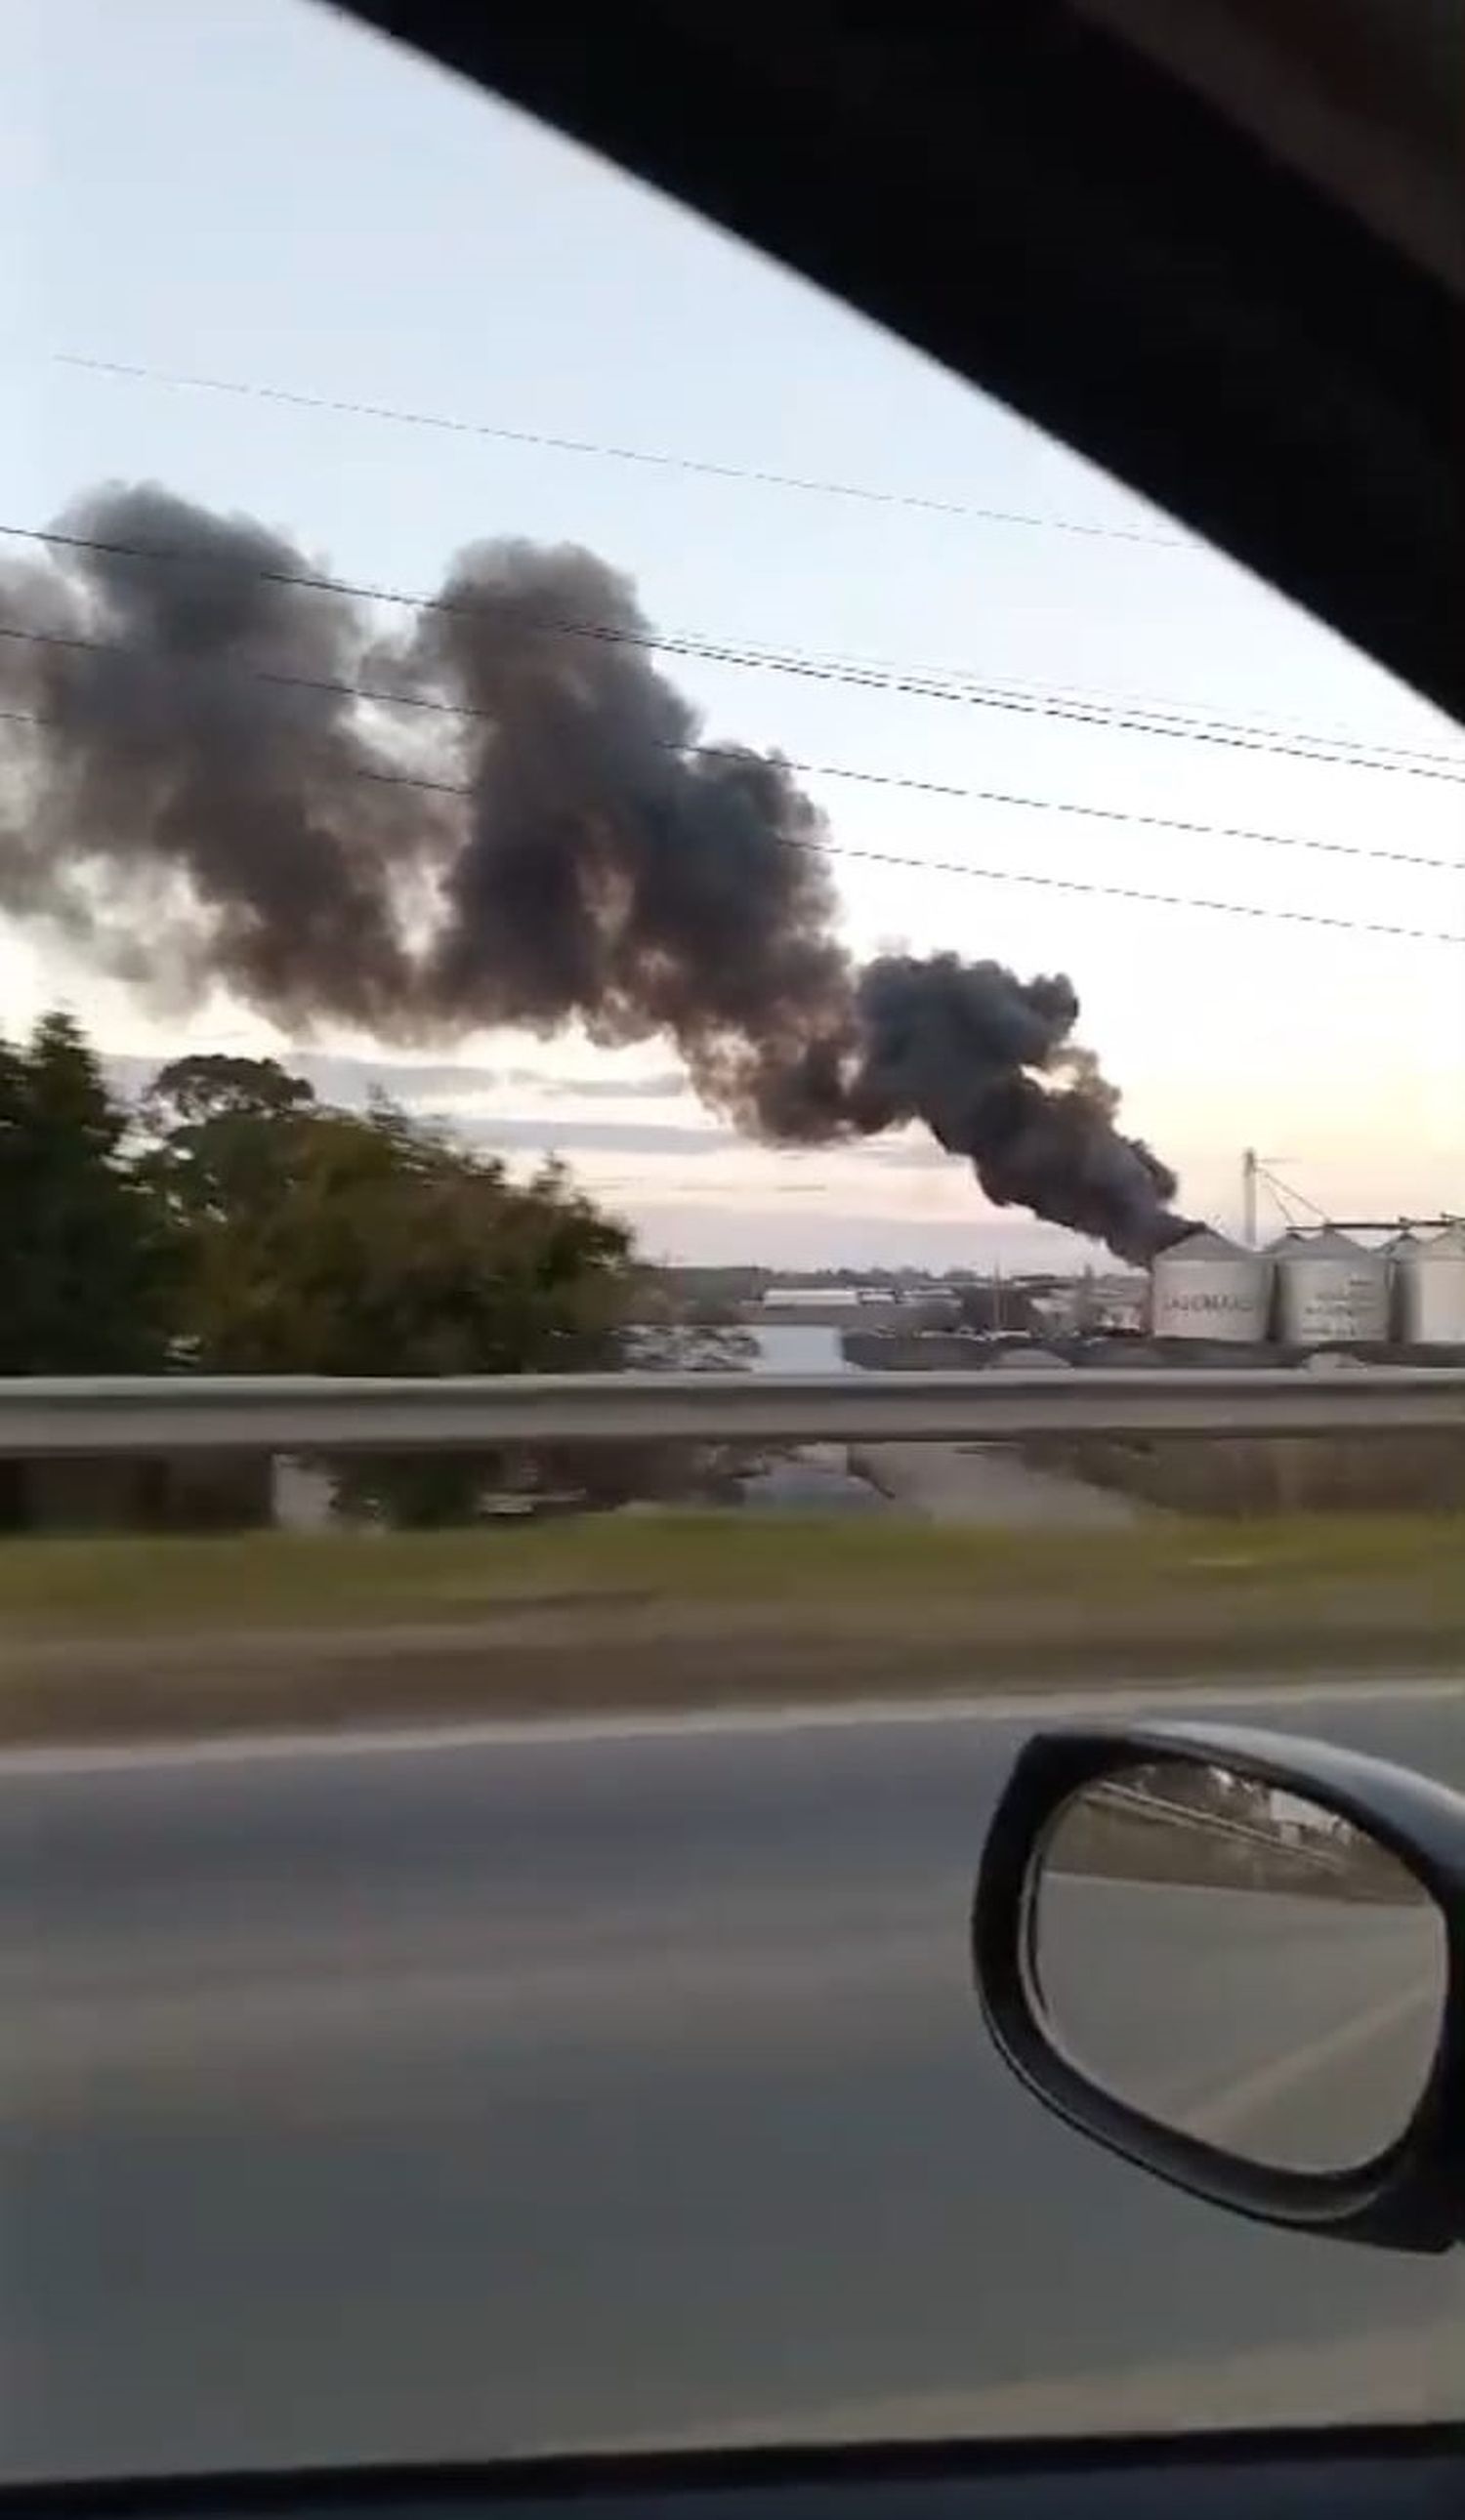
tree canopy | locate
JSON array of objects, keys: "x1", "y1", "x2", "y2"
[
  {"x1": 154, "y1": 1065, "x2": 634, "y2": 1380},
  {"x1": 0, "y1": 1012, "x2": 173, "y2": 1374},
  {"x1": 1, "y1": 1020, "x2": 644, "y2": 1519}
]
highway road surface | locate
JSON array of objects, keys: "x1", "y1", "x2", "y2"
[
  {"x1": 1036, "y1": 1875, "x2": 1444, "y2": 2173},
  {"x1": 4, "y1": 1676, "x2": 1465, "y2": 2480},
  {"x1": 858, "y1": 1440, "x2": 1143, "y2": 1527}
]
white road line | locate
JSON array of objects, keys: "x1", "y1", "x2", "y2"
[
  {"x1": 1185, "y1": 1973, "x2": 1442, "y2": 2148},
  {"x1": 0, "y1": 1671, "x2": 1460, "y2": 1780},
  {"x1": 632, "y1": 2317, "x2": 1463, "y2": 2450}
]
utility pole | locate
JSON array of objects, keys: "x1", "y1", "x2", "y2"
[
  {"x1": 1242, "y1": 1147, "x2": 1259, "y2": 1249},
  {"x1": 1242, "y1": 1148, "x2": 1300, "y2": 1244}
]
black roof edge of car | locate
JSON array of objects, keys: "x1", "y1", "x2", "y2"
[
  {"x1": 10, "y1": 2417, "x2": 1465, "y2": 2510},
  {"x1": 336, "y1": 4, "x2": 1463, "y2": 726}
]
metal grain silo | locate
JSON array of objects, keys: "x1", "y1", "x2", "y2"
[
  {"x1": 1269, "y1": 1227, "x2": 1390, "y2": 1347},
  {"x1": 1150, "y1": 1228, "x2": 1272, "y2": 1343},
  {"x1": 1395, "y1": 1222, "x2": 1465, "y2": 1347}
]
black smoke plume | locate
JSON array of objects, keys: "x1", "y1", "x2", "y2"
[{"x1": 0, "y1": 483, "x2": 1192, "y2": 1261}]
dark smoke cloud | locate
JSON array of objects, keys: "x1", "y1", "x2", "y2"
[{"x1": 0, "y1": 482, "x2": 1192, "y2": 1261}]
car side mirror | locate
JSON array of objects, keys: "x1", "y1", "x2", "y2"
[{"x1": 972, "y1": 1721, "x2": 1465, "y2": 2253}]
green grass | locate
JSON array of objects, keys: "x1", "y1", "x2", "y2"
[
  {"x1": 0, "y1": 1510, "x2": 1460, "y2": 1745},
  {"x1": 2, "y1": 1508, "x2": 1463, "y2": 1637}
]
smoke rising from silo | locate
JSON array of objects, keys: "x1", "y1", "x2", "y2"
[{"x1": 0, "y1": 483, "x2": 1192, "y2": 1261}]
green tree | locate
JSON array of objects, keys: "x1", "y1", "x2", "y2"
[
  {"x1": 146, "y1": 1076, "x2": 639, "y2": 1522},
  {"x1": 143, "y1": 1053, "x2": 316, "y2": 1131},
  {"x1": 0, "y1": 1012, "x2": 172, "y2": 1374},
  {"x1": 138, "y1": 1054, "x2": 320, "y2": 1236}
]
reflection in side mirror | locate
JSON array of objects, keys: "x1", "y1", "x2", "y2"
[
  {"x1": 1031, "y1": 1758, "x2": 1445, "y2": 2176},
  {"x1": 973, "y1": 1722, "x2": 1465, "y2": 2251}
]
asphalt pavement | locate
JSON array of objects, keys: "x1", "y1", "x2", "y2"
[
  {"x1": 858, "y1": 1442, "x2": 1143, "y2": 1527},
  {"x1": 4, "y1": 1677, "x2": 1465, "y2": 2480},
  {"x1": 1036, "y1": 1875, "x2": 1444, "y2": 2172}
]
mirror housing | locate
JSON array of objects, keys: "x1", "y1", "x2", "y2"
[{"x1": 972, "y1": 1722, "x2": 1465, "y2": 2253}]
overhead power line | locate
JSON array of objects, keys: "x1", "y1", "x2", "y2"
[
  {"x1": 57, "y1": 351, "x2": 1184, "y2": 548},
  {"x1": 921, "y1": 667, "x2": 1465, "y2": 778},
  {"x1": 2, "y1": 696, "x2": 1456, "y2": 947},
  {"x1": 351, "y1": 764, "x2": 1465, "y2": 944},
  {"x1": 3, "y1": 617, "x2": 1459, "y2": 878},
  {"x1": 52, "y1": 356, "x2": 1465, "y2": 779},
  {"x1": 4, "y1": 516, "x2": 1463, "y2": 787}
]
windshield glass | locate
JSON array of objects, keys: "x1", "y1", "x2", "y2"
[{"x1": 5, "y1": 0, "x2": 1465, "y2": 2482}]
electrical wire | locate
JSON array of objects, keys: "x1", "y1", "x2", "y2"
[
  {"x1": 48, "y1": 348, "x2": 1465, "y2": 775},
  {"x1": 56, "y1": 351, "x2": 1184, "y2": 547},
  {"x1": 5, "y1": 617, "x2": 1461, "y2": 877},
  {"x1": 7, "y1": 513, "x2": 1463, "y2": 786},
  {"x1": 6, "y1": 689, "x2": 1450, "y2": 942},
  {"x1": 349, "y1": 764, "x2": 1464, "y2": 946},
  {"x1": 920, "y1": 664, "x2": 1465, "y2": 778}
]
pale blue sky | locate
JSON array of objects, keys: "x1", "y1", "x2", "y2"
[{"x1": 6, "y1": 0, "x2": 1462, "y2": 1264}]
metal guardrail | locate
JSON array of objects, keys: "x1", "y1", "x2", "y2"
[
  {"x1": 1, "y1": 1367, "x2": 1463, "y2": 1457},
  {"x1": 1093, "y1": 1779, "x2": 1349, "y2": 1872}
]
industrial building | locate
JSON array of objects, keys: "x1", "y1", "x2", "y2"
[{"x1": 1149, "y1": 1220, "x2": 1465, "y2": 1355}]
